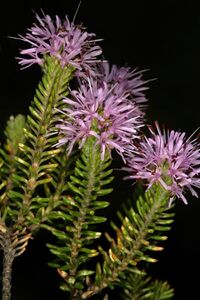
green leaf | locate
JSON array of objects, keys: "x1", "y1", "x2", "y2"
[
  {"x1": 8, "y1": 190, "x2": 24, "y2": 200},
  {"x1": 48, "y1": 211, "x2": 73, "y2": 221},
  {"x1": 14, "y1": 157, "x2": 30, "y2": 167},
  {"x1": 83, "y1": 231, "x2": 102, "y2": 239},
  {"x1": 12, "y1": 174, "x2": 27, "y2": 184},
  {"x1": 63, "y1": 196, "x2": 79, "y2": 207},
  {"x1": 74, "y1": 282, "x2": 84, "y2": 289},
  {"x1": 91, "y1": 201, "x2": 110, "y2": 209},
  {"x1": 95, "y1": 263, "x2": 102, "y2": 285},
  {"x1": 76, "y1": 270, "x2": 95, "y2": 278},
  {"x1": 86, "y1": 215, "x2": 107, "y2": 224},
  {"x1": 96, "y1": 188, "x2": 113, "y2": 196},
  {"x1": 79, "y1": 248, "x2": 99, "y2": 257},
  {"x1": 68, "y1": 182, "x2": 83, "y2": 196}
]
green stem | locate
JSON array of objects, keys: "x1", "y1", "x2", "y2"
[{"x1": 82, "y1": 187, "x2": 170, "y2": 299}]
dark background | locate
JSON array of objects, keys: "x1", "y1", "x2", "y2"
[{"x1": 0, "y1": 1, "x2": 200, "y2": 299}]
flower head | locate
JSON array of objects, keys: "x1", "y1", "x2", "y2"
[
  {"x1": 17, "y1": 12, "x2": 102, "y2": 75},
  {"x1": 56, "y1": 78, "x2": 143, "y2": 160},
  {"x1": 96, "y1": 62, "x2": 149, "y2": 115},
  {"x1": 124, "y1": 123, "x2": 200, "y2": 204}
]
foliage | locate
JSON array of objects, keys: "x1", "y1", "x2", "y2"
[
  {"x1": 0, "y1": 56, "x2": 74, "y2": 231},
  {"x1": 81, "y1": 184, "x2": 174, "y2": 298},
  {"x1": 0, "y1": 56, "x2": 75, "y2": 300},
  {"x1": 120, "y1": 272, "x2": 174, "y2": 300},
  {"x1": 44, "y1": 136, "x2": 113, "y2": 295}
]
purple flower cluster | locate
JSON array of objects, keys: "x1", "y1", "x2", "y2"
[
  {"x1": 56, "y1": 78, "x2": 144, "y2": 160},
  {"x1": 97, "y1": 62, "x2": 148, "y2": 113},
  {"x1": 17, "y1": 13, "x2": 102, "y2": 74},
  {"x1": 17, "y1": 12, "x2": 200, "y2": 204},
  {"x1": 124, "y1": 124, "x2": 200, "y2": 204}
]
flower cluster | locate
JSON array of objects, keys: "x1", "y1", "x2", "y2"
[
  {"x1": 17, "y1": 12, "x2": 102, "y2": 74},
  {"x1": 17, "y1": 12, "x2": 200, "y2": 205},
  {"x1": 96, "y1": 62, "x2": 149, "y2": 115},
  {"x1": 56, "y1": 78, "x2": 144, "y2": 160},
  {"x1": 124, "y1": 124, "x2": 200, "y2": 204}
]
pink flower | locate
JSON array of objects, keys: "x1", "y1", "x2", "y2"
[
  {"x1": 96, "y1": 62, "x2": 149, "y2": 115},
  {"x1": 124, "y1": 123, "x2": 200, "y2": 204},
  {"x1": 17, "y1": 12, "x2": 102, "y2": 75},
  {"x1": 56, "y1": 78, "x2": 143, "y2": 160}
]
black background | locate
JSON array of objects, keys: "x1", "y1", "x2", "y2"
[{"x1": 0, "y1": 1, "x2": 200, "y2": 299}]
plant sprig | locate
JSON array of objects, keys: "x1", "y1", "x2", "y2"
[
  {"x1": 45, "y1": 136, "x2": 114, "y2": 298},
  {"x1": 82, "y1": 184, "x2": 174, "y2": 299}
]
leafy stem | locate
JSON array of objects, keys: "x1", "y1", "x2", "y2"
[
  {"x1": 29, "y1": 146, "x2": 74, "y2": 232},
  {"x1": 46, "y1": 136, "x2": 114, "y2": 297},
  {"x1": 0, "y1": 115, "x2": 26, "y2": 213},
  {"x1": 0, "y1": 57, "x2": 74, "y2": 300},
  {"x1": 11, "y1": 56, "x2": 74, "y2": 228},
  {"x1": 82, "y1": 185, "x2": 174, "y2": 299},
  {"x1": 69, "y1": 141, "x2": 103, "y2": 298}
]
